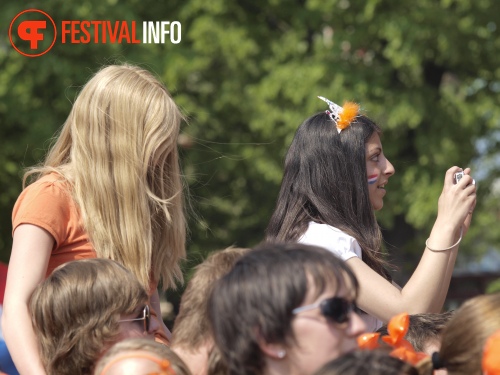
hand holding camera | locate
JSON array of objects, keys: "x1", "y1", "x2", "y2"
[{"x1": 453, "y1": 171, "x2": 476, "y2": 186}]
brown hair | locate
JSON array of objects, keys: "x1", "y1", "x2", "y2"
[
  {"x1": 209, "y1": 242, "x2": 359, "y2": 375},
  {"x1": 172, "y1": 247, "x2": 249, "y2": 375},
  {"x1": 377, "y1": 311, "x2": 454, "y2": 353},
  {"x1": 314, "y1": 350, "x2": 419, "y2": 375},
  {"x1": 172, "y1": 247, "x2": 250, "y2": 349},
  {"x1": 30, "y1": 259, "x2": 148, "y2": 375}
]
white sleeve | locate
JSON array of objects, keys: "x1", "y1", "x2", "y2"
[{"x1": 298, "y1": 223, "x2": 362, "y2": 261}]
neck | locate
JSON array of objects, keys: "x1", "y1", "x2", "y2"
[{"x1": 264, "y1": 358, "x2": 296, "y2": 375}]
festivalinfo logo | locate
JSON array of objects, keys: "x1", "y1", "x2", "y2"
[{"x1": 9, "y1": 9, "x2": 182, "y2": 57}]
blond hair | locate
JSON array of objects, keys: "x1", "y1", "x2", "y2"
[
  {"x1": 438, "y1": 292, "x2": 500, "y2": 375},
  {"x1": 94, "y1": 338, "x2": 191, "y2": 375},
  {"x1": 25, "y1": 64, "x2": 186, "y2": 290},
  {"x1": 30, "y1": 259, "x2": 148, "y2": 375}
]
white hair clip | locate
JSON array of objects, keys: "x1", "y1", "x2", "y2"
[{"x1": 317, "y1": 96, "x2": 360, "y2": 134}]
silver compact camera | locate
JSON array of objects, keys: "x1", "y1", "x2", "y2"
[{"x1": 454, "y1": 171, "x2": 475, "y2": 185}]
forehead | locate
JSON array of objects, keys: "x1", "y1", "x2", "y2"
[
  {"x1": 365, "y1": 132, "x2": 382, "y2": 150},
  {"x1": 306, "y1": 269, "x2": 356, "y2": 300}
]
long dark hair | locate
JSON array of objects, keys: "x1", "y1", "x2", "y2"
[{"x1": 265, "y1": 111, "x2": 390, "y2": 279}]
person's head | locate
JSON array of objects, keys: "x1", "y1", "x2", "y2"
[
  {"x1": 30, "y1": 259, "x2": 155, "y2": 375},
  {"x1": 172, "y1": 247, "x2": 250, "y2": 375},
  {"x1": 94, "y1": 338, "x2": 191, "y2": 375},
  {"x1": 27, "y1": 64, "x2": 186, "y2": 290},
  {"x1": 265, "y1": 102, "x2": 394, "y2": 277},
  {"x1": 435, "y1": 293, "x2": 500, "y2": 375},
  {"x1": 314, "y1": 350, "x2": 419, "y2": 375},
  {"x1": 208, "y1": 242, "x2": 366, "y2": 375},
  {"x1": 377, "y1": 312, "x2": 454, "y2": 355}
]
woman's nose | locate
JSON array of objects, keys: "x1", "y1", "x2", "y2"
[
  {"x1": 347, "y1": 311, "x2": 367, "y2": 337},
  {"x1": 385, "y1": 157, "x2": 395, "y2": 176}
]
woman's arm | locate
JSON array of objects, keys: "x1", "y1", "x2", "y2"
[
  {"x1": 349, "y1": 167, "x2": 476, "y2": 321},
  {"x1": 434, "y1": 169, "x2": 476, "y2": 308},
  {"x1": 1, "y1": 225, "x2": 53, "y2": 375}
]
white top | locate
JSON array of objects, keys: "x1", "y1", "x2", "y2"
[{"x1": 298, "y1": 221, "x2": 383, "y2": 332}]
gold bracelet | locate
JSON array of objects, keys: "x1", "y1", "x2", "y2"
[{"x1": 425, "y1": 227, "x2": 463, "y2": 252}]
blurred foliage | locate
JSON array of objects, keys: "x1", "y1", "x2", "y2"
[
  {"x1": 1, "y1": 0, "x2": 500, "y2": 293},
  {"x1": 487, "y1": 278, "x2": 500, "y2": 293}
]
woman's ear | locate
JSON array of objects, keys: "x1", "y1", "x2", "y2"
[
  {"x1": 254, "y1": 326, "x2": 288, "y2": 359},
  {"x1": 256, "y1": 332, "x2": 287, "y2": 360}
]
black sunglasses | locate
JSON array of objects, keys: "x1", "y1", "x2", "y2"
[
  {"x1": 292, "y1": 297, "x2": 356, "y2": 324},
  {"x1": 118, "y1": 305, "x2": 150, "y2": 332}
]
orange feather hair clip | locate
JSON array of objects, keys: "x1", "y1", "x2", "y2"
[
  {"x1": 337, "y1": 102, "x2": 360, "y2": 130},
  {"x1": 317, "y1": 96, "x2": 360, "y2": 133}
]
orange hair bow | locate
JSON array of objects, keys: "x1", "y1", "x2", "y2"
[
  {"x1": 357, "y1": 312, "x2": 428, "y2": 366},
  {"x1": 483, "y1": 329, "x2": 500, "y2": 375}
]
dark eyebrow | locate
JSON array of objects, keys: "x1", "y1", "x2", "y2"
[{"x1": 367, "y1": 147, "x2": 382, "y2": 154}]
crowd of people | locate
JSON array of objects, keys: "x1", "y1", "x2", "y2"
[{"x1": 1, "y1": 63, "x2": 496, "y2": 375}]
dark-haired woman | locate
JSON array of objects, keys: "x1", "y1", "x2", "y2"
[
  {"x1": 266, "y1": 97, "x2": 476, "y2": 331},
  {"x1": 209, "y1": 242, "x2": 366, "y2": 375}
]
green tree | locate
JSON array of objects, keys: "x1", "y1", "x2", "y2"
[{"x1": 1, "y1": 0, "x2": 499, "y2": 291}]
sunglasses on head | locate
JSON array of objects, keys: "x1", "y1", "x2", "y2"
[
  {"x1": 118, "y1": 304, "x2": 150, "y2": 332},
  {"x1": 292, "y1": 297, "x2": 356, "y2": 324}
]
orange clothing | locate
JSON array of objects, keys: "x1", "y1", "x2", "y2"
[
  {"x1": 12, "y1": 174, "x2": 96, "y2": 277},
  {"x1": 11, "y1": 173, "x2": 169, "y2": 345}
]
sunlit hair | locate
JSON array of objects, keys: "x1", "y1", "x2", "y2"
[
  {"x1": 172, "y1": 247, "x2": 250, "y2": 349},
  {"x1": 437, "y1": 292, "x2": 500, "y2": 375},
  {"x1": 265, "y1": 111, "x2": 390, "y2": 279},
  {"x1": 208, "y1": 242, "x2": 359, "y2": 375},
  {"x1": 24, "y1": 64, "x2": 186, "y2": 290},
  {"x1": 94, "y1": 338, "x2": 191, "y2": 375},
  {"x1": 29, "y1": 259, "x2": 148, "y2": 375},
  {"x1": 314, "y1": 350, "x2": 419, "y2": 375},
  {"x1": 172, "y1": 247, "x2": 249, "y2": 375}
]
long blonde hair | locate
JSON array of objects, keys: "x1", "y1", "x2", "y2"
[{"x1": 25, "y1": 64, "x2": 186, "y2": 290}]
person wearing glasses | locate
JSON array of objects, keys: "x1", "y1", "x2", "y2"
[
  {"x1": 29, "y1": 259, "x2": 159, "y2": 375},
  {"x1": 3, "y1": 64, "x2": 186, "y2": 375},
  {"x1": 265, "y1": 97, "x2": 476, "y2": 332},
  {"x1": 208, "y1": 242, "x2": 366, "y2": 375}
]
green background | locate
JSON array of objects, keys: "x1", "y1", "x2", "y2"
[{"x1": 1, "y1": 0, "x2": 500, "y2": 318}]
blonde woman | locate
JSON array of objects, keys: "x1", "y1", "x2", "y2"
[{"x1": 1, "y1": 64, "x2": 186, "y2": 375}]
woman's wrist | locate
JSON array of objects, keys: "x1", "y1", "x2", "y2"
[
  {"x1": 432, "y1": 216, "x2": 459, "y2": 236},
  {"x1": 427, "y1": 220, "x2": 461, "y2": 249},
  {"x1": 426, "y1": 227, "x2": 463, "y2": 252}
]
